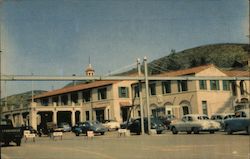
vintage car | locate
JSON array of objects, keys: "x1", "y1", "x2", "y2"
[
  {"x1": 127, "y1": 117, "x2": 165, "y2": 135},
  {"x1": 0, "y1": 118, "x2": 23, "y2": 146},
  {"x1": 102, "y1": 120, "x2": 120, "y2": 131},
  {"x1": 58, "y1": 122, "x2": 71, "y2": 132},
  {"x1": 170, "y1": 114, "x2": 220, "y2": 134},
  {"x1": 224, "y1": 109, "x2": 250, "y2": 135},
  {"x1": 72, "y1": 121, "x2": 107, "y2": 136},
  {"x1": 210, "y1": 113, "x2": 235, "y2": 129}
]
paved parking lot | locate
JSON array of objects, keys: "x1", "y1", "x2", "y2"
[{"x1": 1, "y1": 131, "x2": 250, "y2": 159}]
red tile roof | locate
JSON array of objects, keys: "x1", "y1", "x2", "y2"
[
  {"x1": 222, "y1": 70, "x2": 250, "y2": 77},
  {"x1": 156, "y1": 64, "x2": 215, "y2": 77},
  {"x1": 34, "y1": 80, "x2": 119, "y2": 99}
]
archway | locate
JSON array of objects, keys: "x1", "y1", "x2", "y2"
[{"x1": 179, "y1": 100, "x2": 191, "y2": 115}]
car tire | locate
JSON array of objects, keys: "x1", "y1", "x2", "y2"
[
  {"x1": 101, "y1": 132, "x2": 105, "y2": 135},
  {"x1": 246, "y1": 126, "x2": 250, "y2": 135},
  {"x1": 187, "y1": 131, "x2": 192, "y2": 134},
  {"x1": 209, "y1": 131, "x2": 215, "y2": 134},
  {"x1": 193, "y1": 128, "x2": 199, "y2": 134},
  {"x1": 225, "y1": 125, "x2": 233, "y2": 135},
  {"x1": 75, "y1": 132, "x2": 80, "y2": 136},
  {"x1": 156, "y1": 131, "x2": 162, "y2": 134},
  {"x1": 172, "y1": 127, "x2": 178, "y2": 134},
  {"x1": 16, "y1": 140, "x2": 21, "y2": 146},
  {"x1": 4, "y1": 141, "x2": 10, "y2": 146}
]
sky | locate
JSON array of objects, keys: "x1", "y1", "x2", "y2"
[{"x1": 0, "y1": 0, "x2": 249, "y2": 97}]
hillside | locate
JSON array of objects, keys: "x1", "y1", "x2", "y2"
[
  {"x1": 1, "y1": 90, "x2": 47, "y2": 107},
  {"x1": 120, "y1": 43, "x2": 249, "y2": 75}
]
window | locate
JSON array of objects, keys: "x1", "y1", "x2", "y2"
[
  {"x1": 178, "y1": 80, "x2": 188, "y2": 92},
  {"x1": 133, "y1": 84, "x2": 140, "y2": 97},
  {"x1": 202, "y1": 101, "x2": 208, "y2": 115},
  {"x1": 41, "y1": 98, "x2": 49, "y2": 106},
  {"x1": 187, "y1": 116, "x2": 193, "y2": 121},
  {"x1": 210, "y1": 80, "x2": 220, "y2": 90},
  {"x1": 82, "y1": 90, "x2": 91, "y2": 102},
  {"x1": 162, "y1": 81, "x2": 171, "y2": 94},
  {"x1": 119, "y1": 87, "x2": 129, "y2": 98},
  {"x1": 231, "y1": 81, "x2": 237, "y2": 96},
  {"x1": 240, "y1": 80, "x2": 245, "y2": 95},
  {"x1": 86, "y1": 111, "x2": 90, "y2": 121},
  {"x1": 98, "y1": 88, "x2": 107, "y2": 100},
  {"x1": 61, "y1": 94, "x2": 68, "y2": 105},
  {"x1": 182, "y1": 106, "x2": 189, "y2": 115},
  {"x1": 71, "y1": 92, "x2": 78, "y2": 103},
  {"x1": 149, "y1": 83, "x2": 156, "y2": 96},
  {"x1": 199, "y1": 80, "x2": 207, "y2": 90},
  {"x1": 222, "y1": 80, "x2": 230, "y2": 91}
]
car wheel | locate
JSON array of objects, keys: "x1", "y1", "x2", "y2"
[
  {"x1": 193, "y1": 128, "x2": 199, "y2": 134},
  {"x1": 75, "y1": 132, "x2": 80, "y2": 136},
  {"x1": 172, "y1": 127, "x2": 178, "y2": 134},
  {"x1": 246, "y1": 126, "x2": 250, "y2": 135},
  {"x1": 187, "y1": 131, "x2": 192, "y2": 134},
  {"x1": 225, "y1": 125, "x2": 233, "y2": 135},
  {"x1": 16, "y1": 140, "x2": 21, "y2": 146},
  {"x1": 209, "y1": 131, "x2": 215, "y2": 134},
  {"x1": 4, "y1": 141, "x2": 10, "y2": 146},
  {"x1": 156, "y1": 131, "x2": 162, "y2": 134},
  {"x1": 101, "y1": 132, "x2": 105, "y2": 135}
]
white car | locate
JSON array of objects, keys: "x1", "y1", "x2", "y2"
[
  {"x1": 170, "y1": 114, "x2": 221, "y2": 134},
  {"x1": 211, "y1": 113, "x2": 235, "y2": 129},
  {"x1": 102, "y1": 120, "x2": 120, "y2": 131}
]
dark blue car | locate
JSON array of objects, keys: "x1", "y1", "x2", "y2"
[{"x1": 73, "y1": 121, "x2": 107, "y2": 136}]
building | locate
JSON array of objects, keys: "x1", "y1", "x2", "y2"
[
  {"x1": 1, "y1": 64, "x2": 249, "y2": 130},
  {"x1": 131, "y1": 64, "x2": 249, "y2": 119}
]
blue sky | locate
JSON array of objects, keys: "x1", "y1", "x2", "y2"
[{"x1": 0, "y1": 0, "x2": 249, "y2": 96}]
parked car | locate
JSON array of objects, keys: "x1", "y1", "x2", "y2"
[
  {"x1": 0, "y1": 118, "x2": 23, "y2": 146},
  {"x1": 170, "y1": 114, "x2": 220, "y2": 134},
  {"x1": 120, "y1": 118, "x2": 135, "y2": 129},
  {"x1": 127, "y1": 117, "x2": 165, "y2": 135},
  {"x1": 58, "y1": 122, "x2": 71, "y2": 132},
  {"x1": 224, "y1": 109, "x2": 250, "y2": 135},
  {"x1": 102, "y1": 120, "x2": 120, "y2": 131},
  {"x1": 158, "y1": 115, "x2": 176, "y2": 129},
  {"x1": 73, "y1": 121, "x2": 107, "y2": 136},
  {"x1": 20, "y1": 125, "x2": 38, "y2": 135},
  {"x1": 37, "y1": 122, "x2": 57, "y2": 137},
  {"x1": 211, "y1": 113, "x2": 235, "y2": 129}
]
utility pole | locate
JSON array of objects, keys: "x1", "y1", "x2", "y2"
[
  {"x1": 143, "y1": 57, "x2": 151, "y2": 134},
  {"x1": 137, "y1": 58, "x2": 145, "y2": 135},
  {"x1": 31, "y1": 73, "x2": 34, "y2": 103}
]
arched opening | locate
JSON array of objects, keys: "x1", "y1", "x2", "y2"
[
  {"x1": 57, "y1": 111, "x2": 72, "y2": 126},
  {"x1": 180, "y1": 100, "x2": 191, "y2": 115},
  {"x1": 164, "y1": 102, "x2": 173, "y2": 115}
]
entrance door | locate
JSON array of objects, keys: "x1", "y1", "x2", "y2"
[
  {"x1": 121, "y1": 107, "x2": 129, "y2": 122},
  {"x1": 182, "y1": 106, "x2": 189, "y2": 115},
  {"x1": 95, "y1": 109, "x2": 105, "y2": 123}
]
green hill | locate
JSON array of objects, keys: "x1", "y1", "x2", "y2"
[
  {"x1": 1, "y1": 90, "x2": 47, "y2": 107},
  {"x1": 120, "y1": 43, "x2": 249, "y2": 75}
]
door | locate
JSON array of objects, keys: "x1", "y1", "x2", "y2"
[{"x1": 96, "y1": 109, "x2": 105, "y2": 123}]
